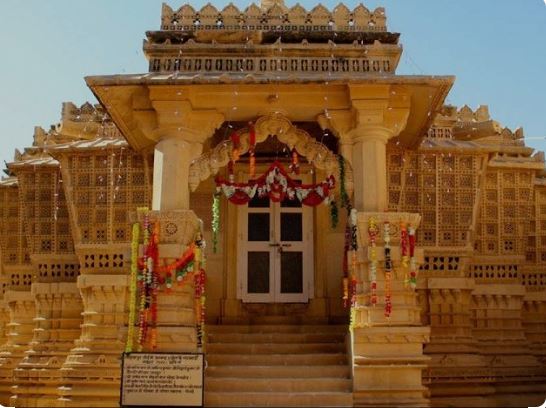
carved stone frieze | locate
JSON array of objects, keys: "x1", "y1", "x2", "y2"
[{"x1": 188, "y1": 113, "x2": 354, "y2": 194}]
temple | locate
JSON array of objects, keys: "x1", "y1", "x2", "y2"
[{"x1": 0, "y1": 1, "x2": 545, "y2": 407}]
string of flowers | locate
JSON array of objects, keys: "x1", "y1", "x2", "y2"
[
  {"x1": 338, "y1": 154, "x2": 349, "y2": 211},
  {"x1": 137, "y1": 212, "x2": 150, "y2": 351},
  {"x1": 400, "y1": 221, "x2": 409, "y2": 287},
  {"x1": 383, "y1": 221, "x2": 393, "y2": 318},
  {"x1": 216, "y1": 161, "x2": 335, "y2": 206},
  {"x1": 329, "y1": 197, "x2": 338, "y2": 229},
  {"x1": 289, "y1": 148, "x2": 300, "y2": 174},
  {"x1": 148, "y1": 222, "x2": 160, "y2": 350},
  {"x1": 249, "y1": 123, "x2": 256, "y2": 178},
  {"x1": 125, "y1": 220, "x2": 140, "y2": 353},
  {"x1": 130, "y1": 214, "x2": 207, "y2": 352},
  {"x1": 348, "y1": 208, "x2": 359, "y2": 331},
  {"x1": 342, "y1": 222, "x2": 350, "y2": 308},
  {"x1": 409, "y1": 226, "x2": 417, "y2": 289},
  {"x1": 212, "y1": 193, "x2": 221, "y2": 253},
  {"x1": 194, "y1": 235, "x2": 206, "y2": 350},
  {"x1": 368, "y1": 217, "x2": 379, "y2": 306}
]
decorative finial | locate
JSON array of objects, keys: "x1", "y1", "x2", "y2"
[{"x1": 260, "y1": 0, "x2": 285, "y2": 10}]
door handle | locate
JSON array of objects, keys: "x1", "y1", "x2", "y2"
[
  {"x1": 269, "y1": 243, "x2": 281, "y2": 247},
  {"x1": 281, "y1": 243, "x2": 292, "y2": 248}
]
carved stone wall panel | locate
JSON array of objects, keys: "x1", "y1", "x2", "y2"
[
  {"x1": 59, "y1": 275, "x2": 128, "y2": 407},
  {"x1": 11, "y1": 283, "x2": 83, "y2": 407},
  {"x1": 0, "y1": 291, "x2": 35, "y2": 405}
]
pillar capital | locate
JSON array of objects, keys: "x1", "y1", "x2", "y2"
[{"x1": 151, "y1": 100, "x2": 225, "y2": 144}]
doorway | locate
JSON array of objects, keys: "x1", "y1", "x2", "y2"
[{"x1": 237, "y1": 176, "x2": 314, "y2": 303}]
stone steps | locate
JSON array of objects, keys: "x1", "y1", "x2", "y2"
[
  {"x1": 205, "y1": 391, "x2": 353, "y2": 407},
  {"x1": 207, "y1": 352, "x2": 348, "y2": 366},
  {"x1": 207, "y1": 342, "x2": 346, "y2": 354},
  {"x1": 205, "y1": 321, "x2": 352, "y2": 407},
  {"x1": 208, "y1": 324, "x2": 346, "y2": 334},
  {"x1": 208, "y1": 332, "x2": 345, "y2": 343},
  {"x1": 206, "y1": 364, "x2": 351, "y2": 378},
  {"x1": 206, "y1": 377, "x2": 352, "y2": 392}
]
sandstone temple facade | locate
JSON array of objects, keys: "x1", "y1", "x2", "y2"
[{"x1": 0, "y1": 1, "x2": 545, "y2": 407}]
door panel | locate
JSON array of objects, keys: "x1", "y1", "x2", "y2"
[{"x1": 238, "y1": 173, "x2": 313, "y2": 303}]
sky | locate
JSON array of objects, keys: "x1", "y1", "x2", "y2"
[{"x1": 0, "y1": 0, "x2": 545, "y2": 168}]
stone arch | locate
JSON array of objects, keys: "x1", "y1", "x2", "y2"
[{"x1": 188, "y1": 113, "x2": 354, "y2": 196}]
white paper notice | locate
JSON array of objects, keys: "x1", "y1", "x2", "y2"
[{"x1": 121, "y1": 353, "x2": 204, "y2": 407}]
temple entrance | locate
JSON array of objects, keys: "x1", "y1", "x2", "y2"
[{"x1": 237, "y1": 173, "x2": 314, "y2": 303}]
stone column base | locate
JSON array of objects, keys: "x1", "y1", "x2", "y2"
[
  {"x1": 10, "y1": 282, "x2": 82, "y2": 408},
  {"x1": 352, "y1": 326, "x2": 431, "y2": 407},
  {"x1": 58, "y1": 275, "x2": 127, "y2": 408}
]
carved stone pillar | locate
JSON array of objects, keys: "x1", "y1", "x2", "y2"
[
  {"x1": 152, "y1": 137, "x2": 203, "y2": 211},
  {"x1": 11, "y1": 282, "x2": 82, "y2": 407},
  {"x1": 423, "y1": 278, "x2": 494, "y2": 405},
  {"x1": 132, "y1": 210, "x2": 202, "y2": 354},
  {"x1": 0, "y1": 290, "x2": 35, "y2": 405},
  {"x1": 58, "y1": 274, "x2": 128, "y2": 407},
  {"x1": 353, "y1": 212, "x2": 430, "y2": 407},
  {"x1": 351, "y1": 128, "x2": 391, "y2": 212}
]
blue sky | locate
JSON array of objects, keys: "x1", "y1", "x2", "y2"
[{"x1": 0, "y1": 0, "x2": 545, "y2": 168}]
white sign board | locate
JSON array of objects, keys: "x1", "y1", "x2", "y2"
[{"x1": 121, "y1": 353, "x2": 204, "y2": 407}]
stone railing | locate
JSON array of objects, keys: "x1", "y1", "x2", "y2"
[{"x1": 161, "y1": 3, "x2": 387, "y2": 32}]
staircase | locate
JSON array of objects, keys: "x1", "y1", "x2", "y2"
[{"x1": 205, "y1": 316, "x2": 353, "y2": 407}]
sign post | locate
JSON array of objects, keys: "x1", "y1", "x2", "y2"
[{"x1": 120, "y1": 352, "x2": 204, "y2": 407}]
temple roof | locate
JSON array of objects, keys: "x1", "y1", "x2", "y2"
[
  {"x1": 0, "y1": 177, "x2": 17, "y2": 187},
  {"x1": 49, "y1": 136, "x2": 128, "y2": 153}
]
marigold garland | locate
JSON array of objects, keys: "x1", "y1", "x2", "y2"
[
  {"x1": 212, "y1": 193, "x2": 221, "y2": 253},
  {"x1": 368, "y1": 217, "x2": 379, "y2": 306},
  {"x1": 338, "y1": 154, "x2": 349, "y2": 211},
  {"x1": 409, "y1": 226, "x2": 417, "y2": 289},
  {"x1": 249, "y1": 124, "x2": 256, "y2": 178},
  {"x1": 125, "y1": 221, "x2": 140, "y2": 353},
  {"x1": 216, "y1": 161, "x2": 335, "y2": 206},
  {"x1": 383, "y1": 221, "x2": 393, "y2": 319},
  {"x1": 128, "y1": 209, "x2": 208, "y2": 352},
  {"x1": 400, "y1": 221, "x2": 409, "y2": 288},
  {"x1": 329, "y1": 197, "x2": 339, "y2": 229}
]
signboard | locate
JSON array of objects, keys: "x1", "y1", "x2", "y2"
[{"x1": 121, "y1": 352, "x2": 204, "y2": 407}]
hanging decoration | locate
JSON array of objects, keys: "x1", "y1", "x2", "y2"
[
  {"x1": 212, "y1": 193, "x2": 221, "y2": 253},
  {"x1": 125, "y1": 220, "x2": 140, "y2": 353},
  {"x1": 338, "y1": 154, "x2": 350, "y2": 211},
  {"x1": 289, "y1": 148, "x2": 300, "y2": 174},
  {"x1": 383, "y1": 221, "x2": 393, "y2": 318},
  {"x1": 367, "y1": 217, "x2": 379, "y2": 306},
  {"x1": 248, "y1": 123, "x2": 256, "y2": 178},
  {"x1": 342, "y1": 222, "x2": 351, "y2": 308},
  {"x1": 215, "y1": 161, "x2": 335, "y2": 206},
  {"x1": 400, "y1": 221, "x2": 409, "y2": 287},
  {"x1": 230, "y1": 130, "x2": 241, "y2": 163},
  {"x1": 408, "y1": 226, "x2": 417, "y2": 289},
  {"x1": 348, "y1": 208, "x2": 359, "y2": 331},
  {"x1": 329, "y1": 197, "x2": 338, "y2": 229},
  {"x1": 126, "y1": 209, "x2": 208, "y2": 352}
]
